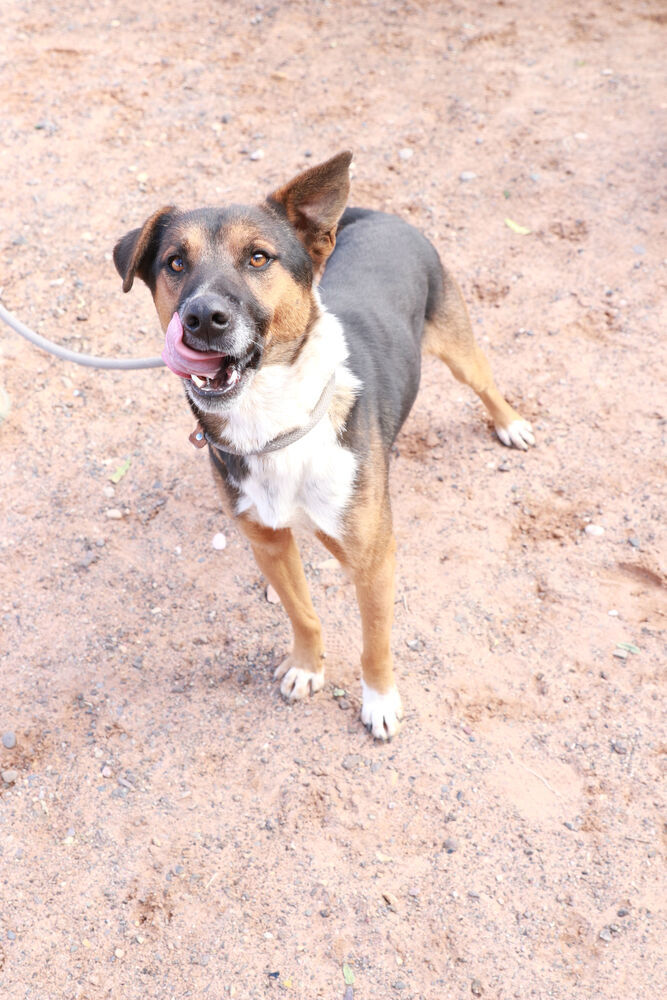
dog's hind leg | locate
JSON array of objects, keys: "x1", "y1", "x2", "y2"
[
  {"x1": 239, "y1": 518, "x2": 325, "y2": 700},
  {"x1": 423, "y1": 268, "x2": 535, "y2": 450}
]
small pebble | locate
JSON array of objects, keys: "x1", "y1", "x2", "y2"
[
  {"x1": 406, "y1": 638, "x2": 424, "y2": 651},
  {"x1": 249, "y1": 149, "x2": 265, "y2": 161},
  {"x1": 398, "y1": 147, "x2": 414, "y2": 161},
  {"x1": 114, "y1": 947, "x2": 125, "y2": 958},
  {"x1": 266, "y1": 584, "x2": 280, "y2": 605},
  {"x1": 2, "y1": 731, "x2": 16, "y2": 749},
  {"x1": 599, "y1": 926, "x2": 612, "y2": 942},
  {"x1": 612, "y1": 648, "x2": 628, "y2": 660},
  {"x1": 2, "y1": 769, "x2": 18, "y2": 784},
  {"x1": 101, "y1": 765, "x2": 113, "y2": 777},
  {"x1": 460, "y1": 171, "x2": 477, "y2": 182},
  {"x1": 607, "y1": 609, "x2": 618, "y2": 617},
  {"x1": 627, "y1": 536, "x2": 640, "y2": 548},
  {"x1": 105, "y1": 508, "x2": 123, "y2": 520},
  {"x1": 211, "y1": 532, "x2": 227, "y2": 550},
  {"x1": 584, "y1": 524, "x2": 604, "y2": 537},
  {"x1": 471, "y1": 980, "x2": 483, "y2": 997},
  {"x1": 617, "y1": 907, "x2": 629, "y2": 917},
  {"x1": 611, "y1": 741, "x2": 627, "y2": 755},
  {"x1": 444, "y1": 837, "x2": 458, "y2": 853},
  {"x1": 337, "y1": 699, "x2": 350, "y2": 711}
]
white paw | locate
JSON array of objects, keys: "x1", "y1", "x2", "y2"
[
  {"x1": 495, "y1": 418, "x2": 535, "y2": 450},
  {"x1": 361, "y1": 682, "x2": 403, "y2": 740},
  {"x1": 274, "y1": 660, "x2": 325, "y2": 700}
]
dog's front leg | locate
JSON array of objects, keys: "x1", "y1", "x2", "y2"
[
  {"x1": 353, "y1": 534, "x2": 404, "y2": 740},
  {"x1": 238, "y1": 518, "x2": 325, "y2": 699}
]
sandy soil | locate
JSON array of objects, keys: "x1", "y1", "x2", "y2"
[{"x1": 0, "y1": 1, "x2": 665, "y2": 998}]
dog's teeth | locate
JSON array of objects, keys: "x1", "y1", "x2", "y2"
[{"x1": 191, "y1": 374, "x2": 206, "y2": 388}]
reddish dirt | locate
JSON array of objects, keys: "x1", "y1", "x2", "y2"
[{"x1": 0, "y1": 2, "x2": 665, "y2": 998}]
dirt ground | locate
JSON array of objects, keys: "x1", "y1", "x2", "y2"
[{"x1": 0, "y1": 1, "x2": 665, "y2": 998}]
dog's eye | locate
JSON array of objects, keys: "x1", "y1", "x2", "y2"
[
  {"x1": 168, "y1": 256, "x2": 185, "y2": 273},
  {"x1": 249, "y1": 251, "x2": 270, "y2": 269}
]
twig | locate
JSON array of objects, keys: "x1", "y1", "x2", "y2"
[{"x1": 507, "y1": 750, "x2": 561, "y2": 798}]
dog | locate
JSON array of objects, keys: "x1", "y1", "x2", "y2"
[{"x1": 114, "y1": 151, "x2": 534, "y2": 739}]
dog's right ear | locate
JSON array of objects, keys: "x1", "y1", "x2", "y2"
[{"x1": 113, "y1": 206, "x2": 175, "y2": 293}]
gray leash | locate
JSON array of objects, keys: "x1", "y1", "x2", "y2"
[
  {"x1": 0, "y1": 301, "x2": 165, "y2": 370},
  {"x1": 1, "y1": 300, "x2": 337, "y2": 458}
]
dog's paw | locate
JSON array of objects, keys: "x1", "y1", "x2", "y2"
[
  {"x1": 274, "y1": 657, "x2": 325, "y2": 700},
  {"x1": 361, "y1": 682, "x2": 403, "y2": 740},
  {"x1": 495, "y1": 418, "x2": 535, "y2": 451}
]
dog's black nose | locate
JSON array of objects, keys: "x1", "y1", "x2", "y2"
[{"x1": 182, "y1": 295, "x2": 231, "y2": 346}]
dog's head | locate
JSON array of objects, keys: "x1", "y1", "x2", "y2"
[{"x1": 114, "y1": 151, "x2": 352, "y2": 413}]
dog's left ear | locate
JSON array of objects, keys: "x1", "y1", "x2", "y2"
[
  {"x1": 113, "y1": 205, "x2": 175, "y2": 293},
  {"x1": 268, "y1": 151, "x2": 352, "y2": 274}
]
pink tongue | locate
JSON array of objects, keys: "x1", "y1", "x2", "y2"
[{"x1": 161, "y1": 312, "x2": 227, "y2": 378}]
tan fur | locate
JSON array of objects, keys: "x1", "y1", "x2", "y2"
[
  {"x1": 328, "y1": 382, "x2": 359, "y2": 437},
  {"x1": 262, "y1": 272, "x2": 314, "y2": 347},
  {"x1": 153, "y1": 273, "x2": 176, "y2": 329},
  {"x1": 315, "y1": 422, "x2": 398, "y2": 695},
  {"x1": 423, "y1": 268, "x2": 524, "y2": 431},
  {"x1": 239, "y1": 516, "x2": 325, "y2": 677}
]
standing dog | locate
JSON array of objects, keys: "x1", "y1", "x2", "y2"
[{"x1": 114, "y1": 152, "x2": 534, "y2": 739}]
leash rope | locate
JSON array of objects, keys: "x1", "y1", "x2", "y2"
[
  {"x1": 0, "y1": 301, "x2": 165, "y2": 370},
  {"x1": 1, "y1": 300, "x2": 337, "y2": 457}
]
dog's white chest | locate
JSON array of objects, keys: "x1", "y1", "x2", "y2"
[
  {"x1": 218, "y1": 306, "x2": 360, "y2": 540},
  {"x1": 236, "y1": 421, "x2": 357, "y2": 539}
]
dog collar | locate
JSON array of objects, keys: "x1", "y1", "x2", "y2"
[{"x1": 189, "y1": 373, "x2": 337, "y2": 458}]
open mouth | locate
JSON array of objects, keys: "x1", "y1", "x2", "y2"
[
  {"x1": 162, "y1": 312, "x2": 257, "y2": 400},
  {"x1": 188, "y1": 352, "x2": 255, "y2": 398}
]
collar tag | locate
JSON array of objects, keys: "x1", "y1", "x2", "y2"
[{"x1": 189, "y1": 424, "x2": 208, "y2": 449}]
